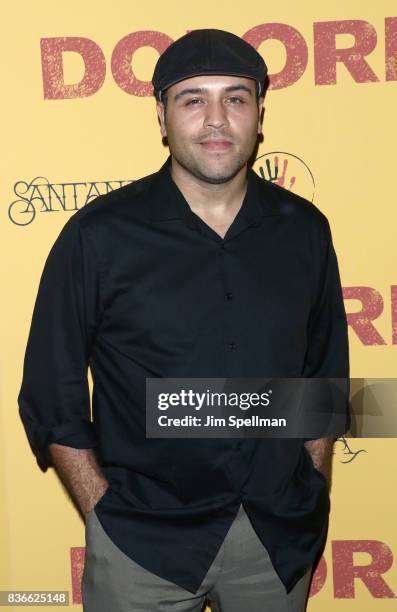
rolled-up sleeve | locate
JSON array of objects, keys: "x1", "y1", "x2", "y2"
[
  {"x1": 17, "y1": 214, "x2": 102, "y2": 471},
  {"x1": 302, "y1": 214, "x2": 350, "y2": 439}
]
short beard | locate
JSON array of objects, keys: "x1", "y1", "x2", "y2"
[{"x1": 170, "y1": 147, "x2": 250, "y2": 185}]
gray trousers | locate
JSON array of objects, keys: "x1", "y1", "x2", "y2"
[{"x1": 82, "y1": 503, "x2": 312, "y2": 612}]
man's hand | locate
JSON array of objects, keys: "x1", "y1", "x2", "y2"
[
  {"x1": 303, "y1": 436, "x2": 336, "y2": 491},
  {"x1": 48, "y1": 444, "x2": 109, "y2": 518}
]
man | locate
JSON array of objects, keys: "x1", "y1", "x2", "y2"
[{"x1": 18, "y1": 29, "x2": 349, "y2": 611}]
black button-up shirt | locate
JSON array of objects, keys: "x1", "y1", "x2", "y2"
[{"x1": 18, "y1": 155, "x2": 349, "y2": 594}]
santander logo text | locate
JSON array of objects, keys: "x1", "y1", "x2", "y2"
[{"x1": 41, "y1": 18, "x2": 397, "y2": 99}]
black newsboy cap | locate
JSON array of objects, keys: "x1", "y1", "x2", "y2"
[{"x1": 152, "y1": 29, "x2": 267, "y2": 101}]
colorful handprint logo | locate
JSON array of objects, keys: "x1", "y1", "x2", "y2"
[{"x1": 253, "y1": 152, "x2": 315, "y2": 202}]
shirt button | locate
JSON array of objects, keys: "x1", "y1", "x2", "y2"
[
  {"x1": 225, "y1": 292, "x2": 233, "y2": 300},
  {"x1": 228, "y1": 342, "x2": 237, "y2": 350},
  {"x1": 220, "y1": 243, "x2": 226, "y2": 249}
]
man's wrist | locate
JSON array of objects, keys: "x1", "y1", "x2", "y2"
[
  {"x1": 304, "y1": 437, "x2": 334, "y2": 490},
  {"x1": 83, "y1": 481, "x2": 110, "y2": 516}
]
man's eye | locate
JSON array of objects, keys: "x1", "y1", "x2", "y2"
[
  {"x1": 186, "y1": 98, "x2": 203, "y2": 106},
  {"x1": 227, "y1": 97, "x2": 244, "y2": 104}
]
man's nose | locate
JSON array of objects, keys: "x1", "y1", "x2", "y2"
[{"x1": 203, "y1": 100, "x2": 229, "y2": 129}]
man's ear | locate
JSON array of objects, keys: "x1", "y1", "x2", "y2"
[{"x1": 156, "y1": 101, "x2": 167, "y2": 138}]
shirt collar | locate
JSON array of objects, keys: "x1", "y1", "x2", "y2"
[{"x1": 148, "y1": 155, "x2": 281, "y2": 232}]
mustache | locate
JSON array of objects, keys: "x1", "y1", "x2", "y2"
[{"x1": 195, "y1": 132, "x2": 234, "y2": 144}]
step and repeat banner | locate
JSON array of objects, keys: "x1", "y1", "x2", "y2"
[{"x1": 2, "y1": 1, "x2": 396, "y2": 610}]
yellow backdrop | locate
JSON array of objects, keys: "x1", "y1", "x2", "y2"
[{"x1": 2, "y1": 1, "x2": 397, "y2": 610}]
